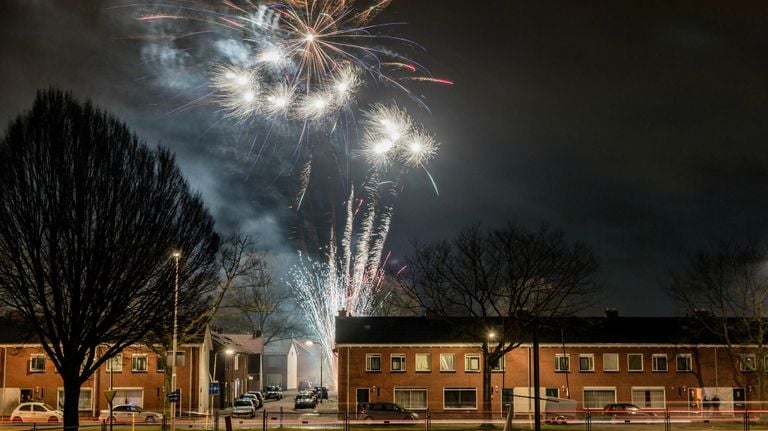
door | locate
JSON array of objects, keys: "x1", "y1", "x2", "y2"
[
  {"x1": 733, "y1": 388, "x2": 746, "y2": 410},
  {"x1": 356, "y1": 388, "x2": 370, "y2": 415}
]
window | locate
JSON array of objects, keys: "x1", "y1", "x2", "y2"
[
  {"x1": 57, "y1": 387, "x2": 93, "y2": 411},
  {"x1": 676, "y1": 354, "x2": 692, "y2": 372},
  {"x1": 156, "y1": 354, "x2": 166, "y2": 373},
  {"x1": 131, "y1": 354, "x2": 148, "y2": 372},
  {"x1": 440, "y1": 354, "x2": 455, "y2": 372},
  {"x1": 391, "y1": 354, "x2": 406, "y2": 372},
  {"x1": 415, "y1": 354, "x2": 431, "y2": 372},
  {"x1": 583, "y1": 388, "x2": 616, "y2": 409},
  {"x1": 465, "y1": 354, "x2": 481, "y2": 372},
  {"x1": 166, "y1": 351, "x2": 185, "y2": 367},
  {"x1": 30, "y1": 355, "x2": 45, "y2": 372},
  {"x1": 579, "y1": 354, "x2": 595, "y2": 372},
  {"x1": 366, "y1": 354, "x2": 381, "y2": 372},
  {"x1": 628, "y1": 354, "x2": 643, "y2": 372},
  {"x1": 603, "y1": 354, "x2": 619, "y2": 372},
  {"x1": 652, "y1": 354, "x2": 668, "y2": 372},
  {"x1": 546, "y1": 388, "x2": 559, "y2": 398},
  {"x1": 491, "y1": 355, "x2": 504, "y2": 371},
  {"x1": 741, "y1": 354, "x2": 756, "y2": 372},
  {"x1": 395, "y1": 388, "x2": 427, "y2": 410},
  {"x1": 555, "y1": 354, "x2": 570, "y2": 372},
  {"x1": 631, "y1": 387, "x2": 666, "y2": 409},
  {"x1": 444, "y1": 388, "x2": 477, "y2": 409},
  {"x1": 106, "y1": 355, "x2": 122, "y2": 373}
]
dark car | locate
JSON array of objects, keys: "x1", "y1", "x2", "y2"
[
  {"x1": 294, "y1": 394, "x2": 317, "y2": 410},
  {"x1": 358, "y1": 402, "x2": 418, "y2": 421},
  {"x1": 313, "y1": 386, "x2": 329, "y2": 400},
  {"x1": 264, "y1": 385, "x2": 283, "y2": 400},
  {"x1": 603, "y1": 403, "x2": 656, "y2": 418}
]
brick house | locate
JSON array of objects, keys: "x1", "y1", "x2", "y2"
[
  {"x1": 0, "y1": 320, "x2": 258, "y2": 417},
  {"x1": 335, "y1": 314, "x2": 763, "y2": 417}
]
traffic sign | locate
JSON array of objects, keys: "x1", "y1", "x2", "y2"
[
  {"x1": 168, "y1": 389, "x2": 180, "y2": 403},
  {"x1": 209, "y1": 381, "x2": 220, "y2": 395}
]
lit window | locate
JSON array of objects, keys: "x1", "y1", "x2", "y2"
[
  {"x1": 603, "y1": 354, "x2": 619, "y2": 372},
  {"x1": 652, "y1": 354, "x2": 667, "y2": 372},
  {"x1": 628, "y1": 354, "x2": 643, "y2": 372},
  {"x1": 395, "y1": 388, "x2": 427, "y2": 410},
  {"x1": 740, "y1": 355, "x2": 756, "y2": 372},
  {"x1": 366, "y1": 354, "x2": 381, "y2": 372},
  {"x1": 391, "y1": 354, "x2": 406, "y2": 372},
  {"x1": 579, "y1": 354, "x2": 595, "y2": 372},
  {"x1": 440, "y1": 354, "x2": 455, "y2": 372},
  {"x1": 415, "y1": 353, "x2": 431, "y2": 372},
  {"x1": 131, "y1": 354, "x2": 148, "y2": 372},
  {"x1": 465, "y1": 354, "x2": 481, "y2": 372},
  {"x1": 555, "y1": 354, "x2": 570, "y2": 372},
  {"x1": 30, "y1": 355, "x2": 45, "y2": 372},
  {"x1": 676, "y1": 354, "x2": 692, "y2": 372}
]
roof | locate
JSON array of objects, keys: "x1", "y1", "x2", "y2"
[
  {"x1": 264, "y1": 338, "x2": 297, "y2": 355},
  {"x1": 0, "y1": 316, "x2": 38, "y2": 344},
  {"x1": 212, "y1": 332, "x2": 260, "y2": 354},
  {"x1": 335, "y1": 316, "x2": 731, "y2": 346},
  {"x1": 222, "y1": 333, "x2": 264, "y2": 353}
]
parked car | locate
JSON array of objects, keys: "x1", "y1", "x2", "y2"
[
  {"x1": 11, "y1": 402, "x2": 63, "y2": 423},
  {"x1": 603, "y1": 403, "x2": 657, "y2": 418},
  {"x1": 264, "y1": 385, "x2": 283, "y2": 400},
  {"x1": 244, "y1": 391, "x2": 264, "y2": 408},
  {"x1": 294, "y1": 394, "x2": 317, "y2": 410},
  {"x1": 98, "y1": 404, "x2": 164, "y2": 423},
  {"x1": 358, "y1": 402, "x2": 418, "y2": 421},
  {"x1": 313, "y1": 386, "x2": 328, "y2": 400},
  {"x1": 232, "y1": 399, "x2": 257, "y2": 418}
]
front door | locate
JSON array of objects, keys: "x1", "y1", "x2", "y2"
[
  {"x1": 733, "y1": 388, "x2": 746, "y2": 410},
  {"x1": 356, "y1": 388, "x2": 370, "y2": 416}
]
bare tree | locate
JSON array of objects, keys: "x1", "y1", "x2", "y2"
[
  {"x1": 0, "y1": 89, "x2": 220, "y2": 429},
  {"x1": 393, "y1": 223, "x2": 600, "y2": 417},
  {"x1": 211, "y1": 235, "x2": 302, "y2": 345},
  {"x1": 668, "y1": 240, "x2": 768, "y2": 407}
]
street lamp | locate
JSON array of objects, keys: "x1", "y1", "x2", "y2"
[
  {"x1": 305, "y1": 340, "x2": 323, "y2": 403},
  {"x1": 171, "y1": 251, "x2": 181, "y2": 431}
]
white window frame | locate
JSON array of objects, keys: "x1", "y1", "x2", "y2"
[
  {"x1": 579, "y1": 354, "x2": 595, "y2": 372},
  {"x1": 57, "y1": 387, "x2": 93, "y2": 411},
  {"x1": 131, "y1": 354, "x2": 148, "y2": 372},
  {"x1": 444, "y1": 387, "x2": 478, "y2": 410},
  {"x1": 583, "y1": 387, "x2": 617, "y2": 410},
  {"x1": 440, "y1": 353, "x2": 455, "y2": 372},
  {"x1": 652, "y1": 354, "x2": 668, "y2": 372},
  {"x1": 490, "y1": 355, "x2": 504, "y2": 371},
  {"x1": 555, "y1": 354, "x2": 570, "y2": 372},
  {"x1": 394, "y1": 387, "x2": 428, "y2": 410},
  {"x1": 603, "y1": 353, "x2": 619, "y2": 372},
  {"x1": 366, "y1": 354, "x2": 381, "y2": 372},
  {"x1": 464, "y1": 354, "x2": 481, "y2": 372},
  {"x1": 391, "y1": 354, "x2": 406, "y2": 372},
  {"x1": 30, "y1": 354, "x2": 46, "y2": 372},
  {"x1": 628, "y1": 353, "x2": 643, "y2": 372},
  {"x1": 631, "y1": 386, "x2": 666, "y2": 409},
  {"x1": 415, "y1": 353, "x2": 431, "y2": 372},
  {"x1": 676, "y1": 354, "x2": 692, "y2": 372},
  {"x1": 106, "y1": 355, "x2": 123, "y2": 373},
  {"x1": 741, "y1": 354, "x2": 756, "y2": 372}
]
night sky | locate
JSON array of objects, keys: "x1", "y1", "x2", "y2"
[{"x1": 2, "y1": 1, "x2": 768, "y2": 316}]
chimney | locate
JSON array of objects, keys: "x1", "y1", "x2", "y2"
[{"x1": 338, "y1": 308, "x2": 347, "y2": 318}]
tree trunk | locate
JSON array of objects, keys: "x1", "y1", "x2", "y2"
[
  {"x1": 62, "y1": 372, "x2": 82, "y2": 430},
  {"x1": 483, "y1": 351, "x2": 493, "y2": 426}
]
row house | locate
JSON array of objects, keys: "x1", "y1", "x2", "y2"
[
  {"x1": 0, "y1": 320, "x2": 260, "y2": 417},
  {"x1": 335, "y1": 314, "x2": 763, "y2": 417}
]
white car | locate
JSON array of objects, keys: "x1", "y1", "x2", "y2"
[
  {"x1": 98, "y1": 404, "x2": 164, "y2": 423},
  {"x1": 11, "y1": 402, "x2": 63, "y2": 423},
  {"x1": 231, "y1": 399, "x2": 256, "y2": 418}
]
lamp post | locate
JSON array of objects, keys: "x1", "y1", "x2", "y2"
[{"x1": 171, "y1": 251, "x2": 181, "y2": 431}]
